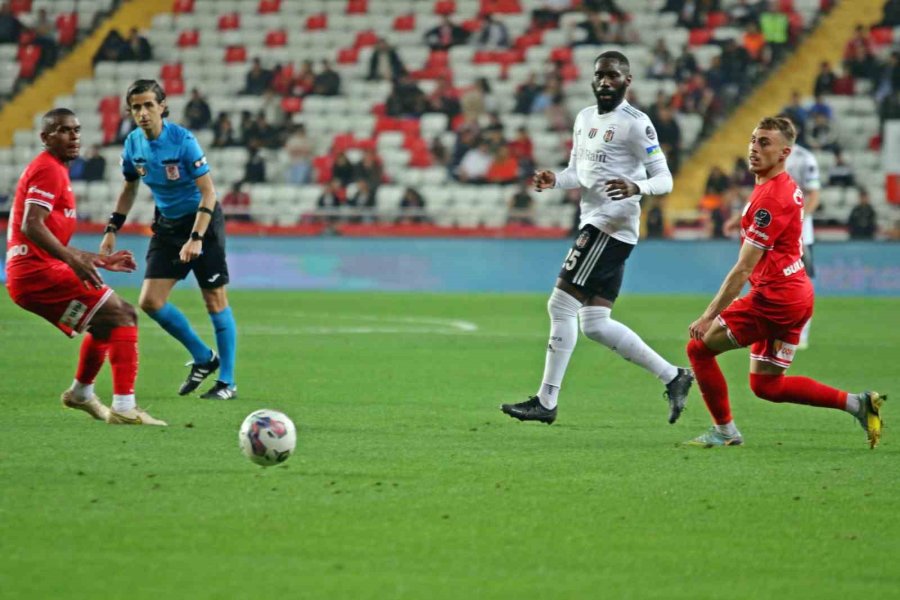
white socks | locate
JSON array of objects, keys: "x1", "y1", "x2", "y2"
[
  {"x1": 536, "y1": 288, "x2": 582, "y2": 409},
  {"x1": 578, "y1": 306, "x2": 678, "y2": 384},
  {"x1": 844, "y1": 393, "x2": 861, "y2": 416},
  {"x1": 715, "y1": 421, "x2": 740, "y2": 437},
  {"x1": 112, "y1": 394, "x2": 136, "y2": 413},
  {"x1": 70, "y1": 379, "x2": 95, "y2": 401}
]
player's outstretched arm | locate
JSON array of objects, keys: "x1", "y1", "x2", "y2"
[
  {"x1": 689, "y1": 242, "x2": 764, "y2": 340},
  {"x1": 21, "y1": 204, "x2": 104, "y2": 288},
  {"x1": 100, "y1": 179, "x2": 139, "y2": 255}
]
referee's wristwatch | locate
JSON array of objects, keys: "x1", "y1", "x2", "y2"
[{"x1": 190, "y1": 231, "x2": 203, "y2": 241}]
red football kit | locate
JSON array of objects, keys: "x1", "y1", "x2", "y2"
[
  {"x1": 5, "y1": 151, "x2": 112, "y2": 337},
  {"x1": 718, "y1": 171, "x2": 814, "y2": 368}
]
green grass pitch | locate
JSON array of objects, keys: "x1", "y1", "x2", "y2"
[{"x1": 0, "y1": 290, "x2": 897, "y2": 599}]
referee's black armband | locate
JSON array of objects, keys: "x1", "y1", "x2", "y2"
[
  {"x1": 106, "y1": 212, "x2": 126, "y2": 234},
  {"x1": 197, "y1": 206, "x2": 215, "y2": 216}
]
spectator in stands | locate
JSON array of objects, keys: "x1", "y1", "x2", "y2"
[
  {"x1": 331, "y1": 151, "x2": 356, "y2": 187},
  {"x1": 719, "y1": 39, "x2": 752, "y2": 96},
  {"x1": 430, "y1": 135, "x2": 450, "y2": 167},
  {"x1": 31, "y1": 9, "x2": 58, "y2": 70},
  {"x1": 93, "y1": 29, "x2": 125, "y2": 65},
  {"x1": 396, "y1": 187, "x2": 428, "y2": 224},
  {"x1": 450, "y1": 128, "x2": 478, "y2": 172},
  {"x1": 83, "y1": 145, "x2": 106, "y2": 182},
  {"x1": 731, "y1": 156, "x2": 754, "y2": 188},
  {"x1": 313, "y1": 60, "x2": 341, "y2": 96},
  {"x1": 0, "y1": 2, "x2": 22, "y2": 44},
  {"x1": 532, "y1": 0, "x2": 570, "y2": 29},
  {"x1": 705, "y1": 165, "x2": 730, "y2": 197},
  {"x1": 426, "y1": 77, "x2": 461, "y2": 121},
  {"x1": 290, "y1": 60, "x2": 316, "y2": 98},
  {"x1": 385, "y1": 75, "x2": 426, "y2": 118},
  {"x1": 245, "y1": 111, "x2": 278, "y2": 149},
  {"x1": 68, "y1": 153, "x2": 86, "y2": 181},
  {"x1": 424, "y1": 16, "x2": 469, "y2": 51},
  {"x1": 584, "y1": 0, "x2": 626, "y2": 16},
  {"x1": 457, "y1": 140, "x2": 493, "y2": 183},
  {"x1": 759, "y1": 0, "x2": 789, "y2": 58},
  {"x1": 242, "y1": 58, "x2": 272, "y2": 95},
  {"x1": 676, "y1": 0, "x2": 715, "y2": 29},
  {"x1": 508, "y1": 126, "x2": 535, "y2": 176},
  {"x1": 654, "y1": 105, "x2": 682, "y2": 174},
  {"x1": 645, "y1": 196, "x2": 665, "y2": 238},
  {"x1": 113, "y1": 114, "x2": 135, "y2": 145},
  {"x1": 673, "y1": 44, "x2": 699, "y2": 81},
  {"x1": 846, "y1": 44, "x2": 880, "y2": 82},
  {"x1": 222, "y1": 182, "x2": 251, "y2": 222},
  {"x1": 354, "y1": 149, "x2": 385, "y2": 190},
  {"x1": 212, "y1": 112, "x2": 237, "y2": 148},
  {"x1": 506, "y1": 181, "x2": 534, "y2": 226},
  {"x1": 530, "y1": 76, "x2": 563, "y2": 114},
  {"x1": 831, "y1": 66, "x2": 856, "y2": 95},
  {"x1": 827, "y1": 150, "x2": 856, "y2": 187},
  {"x1": 807, "y1": 93, "x2": 833, "y2": 121},
  {"x1": 270, "y1": 63, "x2": 292, "y2": 95},
  {"x1": 476, "y1": 13, "x2": 509, "y2": 49},
  {"x1": 781, "y1": 91, "x2": 808, "y2": 134},
  {"x1": 847, "y1": 188, "x2": 877, "y2": 239},
  {"x1": 813, "y1": 61, "x2": 837, "y2": 96},
  {"x1": 284, "y1": 123, "x2": 313, "y2": 185},
  {"x1": 367, "y1": 38, "x2": 406, "y2": 81},
  {"x1": 879, "y1": 89, "x2": 900, "y2": 132},
  {"x1": 348, "y1": 178, "x2": 377, "y2": 223},
  {"x1": 742, "y1": 22, "x2": 767, "y2": 64},
  {"x1": 648, "y1": 39, "x2": 675, "y2": 80},
  {"x1": 880, "y1": 0, "x2": 900, "y2": 27},
  {"x1": 486, "y1": 146, "x2": 519, "y2": 184},
  {"x1": 728, "y1": 0, "x2": 761, "y2": 27},
  {"x1": 121, "y1": 27, "x2": 152, "y2": 62},
  {"x1": 572, "y1": 10, "x2": 615, "y2": 47},
  {"x1": 243, "y1": 145, "x2": 266, "y2": 183},
  {"x1": 184, "y1": 88, "x2": 212, "y2": 130},
  {"x1": 874, "y1": 52, "x2": 900, "y2": 103},
  {"x1": 514, "y1": 73, "x2": 542, "y2": 115},
  {"x1": 460, "y1": 77, "x2": 493, "y2": 123},
  {"x1": 316, "y1": 178, "x2": 346, "y2": 223},
  {"x1": 545, "y1": 96, "x2": 573, "y2": 134},
  {"x1": 807, "y1": 112, "x2": 838, "y2": 153},
  {"x1": 843, "y1": 24, "x2": 873, "y2": 64}
]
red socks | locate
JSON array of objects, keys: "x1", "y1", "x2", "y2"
[
  {"x1": 686, "y1": 338, "x2": 732, "y2": 425},
  {"x1": 75, "y1": 333, "x2": 109, "y2": 384},
  {"x1": 108, "y1": 326, "x2": 139, "y2": 395},
  {"x1": 749, "y1": 373, "x2": 847, "y2": 410}
]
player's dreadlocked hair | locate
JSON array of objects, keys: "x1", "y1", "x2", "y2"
[
  {"x1": 757, "y1": 116, "x2": 796, "y2": 146},
  {"x1": 125, "y1": 79, "x2": 169, "y2": 118},
  {"x1": 41, "y1": 108, "x2": 76, "y2": 133},
  {"x1": 595, "y1": 50, "x2": 630, "y2": 72}
]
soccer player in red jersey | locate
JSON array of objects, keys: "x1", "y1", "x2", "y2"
[
  {"x1": 684, "y1": 117, "x2": 885, "y2": 448},
  {"x1": 5, "y1": 108, "x2": 166, "y2": 426}
]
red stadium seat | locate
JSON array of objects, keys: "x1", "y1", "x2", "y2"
[
  {"x1": 462, "y1": 18, "x2": 481, "y2": 33},
  {"x1": 18, "y1": 28, "x2": 35, "y2": 45},
  {"x1": 346, "y1": 0, "x2": 368, "y2": 14},
  {"x1": 101, "y1": 111, "x2": 121, "y2": 130},
  {"x1": 393, "y1": 14, "x2": 415, "y2": 31},
  {"x1": 886, "y1": 174, "x2": 900, "y2": 205},
  {"x1": 480, "y1": 0, "x2": 522, "y2": 14},
  {"x1": 224, "y1": 45, "x2": 247, "y2": 63},
  {"x1": 354, "y1": 30, "x2": 379, "y2": 48},
  {"x1": 706, "y1": 11, "x2": 728, "y2": 28},
  {"x1": 778, "y1": 0, "x2": 794, "y2": 11},
  {"x1": 218, "y1": 13, "x2": 240, "y2": 30},
  {"x1": 371, "y1": 103, "x2": 385, "y2": 116},
  {"x1": 265, "y1": 29, "x2": 287, "y2": 46},
  {"x1": 550, "y1": 46, "x2": 572, "y2": 64},
  {"x1": 160, "y1": 63, "x2": 183, "y2": 80},
  {"x1": 434, "y1": 0, "x2": 455, "y2": 15},
  {"x1": 56, "y1": 13, "x2": 77, "y2": 47},
  {"x1": 163, "y1": 78, "x2": 185, "y2": 95},
  {"x1": 257, "y1": 0, "x2": 281, "y2": 13},
  {"x1": 306, "y1": 13, "x2": 327, "y2": 30},
  {"x1": 337, "y1": 47, "x2": 359, "y2": 64},
  {"x1": 688, "y1": 28, "x2": 712, "y2": 46},
  {"x1": 870, "y1": 27, "x2": 894, "y2": 45},
  {"x1": 514, "y1": 30, "x2": 542, "y2": 50},
  {"x1": 102, "y1": 117, "x2": 120, "y2": 145},
  {"x1": 16, "y1": 45, "x2": 40, "y2": 79},
  {"x1": 559, "y1": 62, "x2": 578, "y2": 81},
  {"x1": 9, "y1": 0, "x2": 31, "y2": 14},
  {"x1": 313, "y1": 155, "x2": 333, "y2": 183},
  {"x1": 177, "y1": 29, "x2": 200, "y2": 47},
  {"x1": 280, "y1": 96, "x2": 303, "y2": 114},
  {"x1": 172, "y1": 0, "x2": 194, "y2": 13},
  {"x1": 98, "y1": 95, "x2": 120, "y2": 116}
]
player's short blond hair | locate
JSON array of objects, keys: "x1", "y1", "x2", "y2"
[{"x1": 756, "y1": 116, "x2": 796, "y2": 146}]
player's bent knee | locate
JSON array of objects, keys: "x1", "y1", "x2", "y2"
[
  {"x1": 749, "y1": 373, "x2": 785, "y2": 402},
  {"x1": 138, "y1": 296, "x2": 164, "y2": 313},
  {"x1": 686, "y1": 338, "x2": 713, "y2": 360}
]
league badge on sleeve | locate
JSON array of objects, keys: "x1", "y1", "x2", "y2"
[
  {"x1": 165, "y1": 164, "x2": 181, "y2": 180},
  {"x1": 753, "y1": 208, "x2": 772, "y2": 228},
  {"x1": 646, "y1": 125, "x2": 656, "y2": 140}
]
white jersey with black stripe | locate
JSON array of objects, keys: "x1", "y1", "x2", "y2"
[
  {"x1": 785, "y1": 143, "x2": 821, "y2": 245},
  {"x1": 553, "y1": 100, "x2": 672, "y2": 245}
]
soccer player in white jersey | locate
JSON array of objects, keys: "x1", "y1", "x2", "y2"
[
  {"x1": 784, "y1": 136, "x2": 820, "y2": 349},
  {"x1": 501, "y1": 51, "x2": 694, "y2": 426}
]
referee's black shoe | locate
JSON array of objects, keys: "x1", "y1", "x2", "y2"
[
  {"x1": 179, "y1": 351, "x2": 220, "y2": 395},
  {"x1": 501, "y1": 396, "x2": 557, "y2": 425},
  {"x1": 200, "y1": 380, "x2": 238, "y2": 400},
  {"x1": 664, "y1": 367, "x2": 694, "y2": 424}
]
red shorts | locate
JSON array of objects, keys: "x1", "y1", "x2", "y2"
[
  {"x1": 6, "y1": 262, "x2": 114, "y2": 338},
  {"x1": 717, "y1": 289, "x2": 813, "y2": 369}
]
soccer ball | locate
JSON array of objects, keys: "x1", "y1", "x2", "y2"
[{"x1": 238, "y1": 409, "x2": 297, "y2": 467}]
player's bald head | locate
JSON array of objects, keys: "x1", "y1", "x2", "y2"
[{"x1": 41, "y1": 108, "x2": 76, "y2": 134}]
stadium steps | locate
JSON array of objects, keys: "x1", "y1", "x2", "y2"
[
  {"x1": 0, "y1": 0, "x2": 171, "y2": 146},
  {"x1": 666, "y1": 0, "x2": 885, "y2": 220}
]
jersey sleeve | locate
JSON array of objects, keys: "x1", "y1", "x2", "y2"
[
  {"x1": 182, "y1": 132, "x2": 210, "y2": 179},
  {"x1": 800, "y1": 155, "x2": 821, "y2": 191},
  {"x1": 121, "y1": 138, "x2": 139, "y2": 182},
  {"x1": 23, "y1": 163, "x2": 64, "y2": 211},
  {"x1": 743, "y1": 195, "x2": 791, "y2": 251},
  {"x1": 630, "y1": 118, "x2": 667, "y2": 167}
]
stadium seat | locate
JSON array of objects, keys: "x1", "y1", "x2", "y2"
[
  {"x1": 346, "y1": 0, "x2": 367, "y2": 14},
  {"x1": 163, "y1": 78, "x2": 185, "y2": 95},
  {"x1": 177, "y1": 29, "x2": 200, "y2": 47},
  {"x1": 9, "y1": 0, "x2": 31, "y2": 13},
  {"x1": 257, "y1": 0, "x2": 280, "y2": 13},
  {"x1": 393, "y1": 14, "x2": 415, "y2": 31},
  {"x1": 688, "y1": 28, "x2": 712, "y2": 46},
  {"x1": 306, "y1": 13, "x2": 327, "y2": 30},
  {"x1": 224, "y1": 45, "x2": 247, "y2": 62},
  {"x1": 172, "y1": 0, "x2": 194, "y2": 13},
  {"x1": 56, "y1": 12, "x2": 78, "y2": 47},
  {"x1": 265, "y1": 29, "x2": 287, "y2": 46},
  {"x1": 434, "y1": 0, "x2": 455, "y2": 15},
  {"x1": 159, "y1": 62, "x2": 183, "y2": 80},
  {"x1": 16, "y1": 45, "x2": 41, "y2": 80}
]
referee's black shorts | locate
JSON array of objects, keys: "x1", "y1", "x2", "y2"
[{"x1": 145, "y1": 205, "x2": 230, "y2": 289}]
